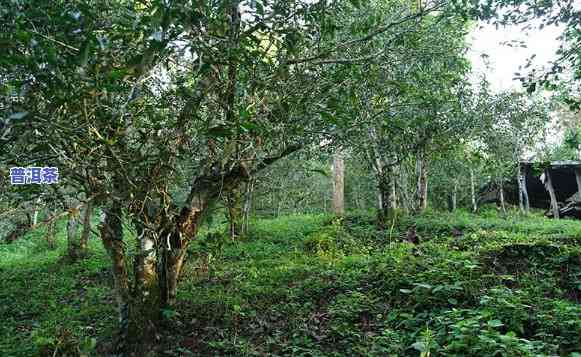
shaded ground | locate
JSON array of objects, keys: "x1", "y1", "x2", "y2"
[{"x1": 1, "y1": 208, "x2": 580, "y2": 356}]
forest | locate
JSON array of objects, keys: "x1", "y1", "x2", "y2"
[{"x1": 0, "y1": 0, "x2": 580, "y2": 356}]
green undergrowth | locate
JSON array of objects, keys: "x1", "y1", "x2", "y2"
[
  {"x1": 0, "y1": 217, "x2": 116, "y2": 356},
  {"x1": 1, "y1": 210, "x2": 581, "y2": 356},
  {"x1": 174, "y1": 211, "x2": 581, "y2": 356}
]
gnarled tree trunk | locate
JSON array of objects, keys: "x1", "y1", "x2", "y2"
[
  {"x1": 544, "y1": 169, "x2": 559, "y2": 219},
  {"x1": 99, "y1": 203, "x2": 130, "y2": 323}
]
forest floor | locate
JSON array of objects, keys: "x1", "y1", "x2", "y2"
[{"x1": 1, "y1": 209, "x2": 580, "y2": 356}]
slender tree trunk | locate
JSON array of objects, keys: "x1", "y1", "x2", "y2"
[
  {"x1": 498, "y1": 177, "x2": 507, "y2": 216},
  {"x1": 399, "y1": 163, "x2": 411, "y2": 213},
  {"x1": 517, "y1": 165, "x2": 525, "y2": 213},
  {"x1": 353, "y1": 183, "x2": 360, "y2": 210},
  {"x1": 389, "y1": 165, "x2": 397, "y2": 210},
  {"x1": 518, "y1": 179, "x2": 524, "y2": 212},
  {"x1": 66, "y1": 208, "x2": 80, "y2": 260},
  {"x1": 523, "y1": 167, "x2": 530, "y2": 211},
  {"x1": 517, "y1": 164, "x2": 530, "y2": 213},
  {"x1": 276, "y1": 197, "x2": 281, "y2": 217},
  {"x1": 415, "y1": 152, "x2": 429, "y2": 212},
  {"x1": 377, "y1": 191, "x2": 383, "y2": 215},
  {"x1": 470, "y1": 168, "x2": 477, "y2": 212},
  {"x1": 376, "y1": 174, "x2": 392, "y2": 227},
  {"x1": 79, "y1": 200, "x2": 93, "y2": 254},
  {"x1": 45, "y1": 210, "x2": 57, "y2": 250},
  {"x1": 451, "y1": 181, "x2": 458, "y2": 211},
  {"x1": 225, "y1": 185, "x2": 243, "y2": 239},
  {"x1": 242, "y1": 178, "x2": 254, "y2": 235},
  {"x1": 32, "y1": 197, "x2": 41, "y2": 226},
  {"x1": 332, "y1": 151, "x2": 345, "y2": 216}
]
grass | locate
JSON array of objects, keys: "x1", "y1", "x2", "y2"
[{"x1": 1, "y1": 209, "x2": 580, "y2": 356}]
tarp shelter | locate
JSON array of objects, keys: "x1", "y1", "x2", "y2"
[{"x1": 520, "y1": 160, "x2": 581, "y2": 218}]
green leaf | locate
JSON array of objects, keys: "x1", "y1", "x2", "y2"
[
  {"x1": 349, "y1": 0, "x2": 361, "y2": 9},
  {"x1": 9, "y1": 111, "x2": 28, "y2": 120},
  {"x1": 526, "y1": 82, "x2": 536, "y2": 94},
  {"x1": 309, "y1": 168, "x2": 330, "y2": 177},
  {"x1": 413, "y1": 283, "x2": 432, "y2": 290},
  {"x1": 256, "y1": 1, "x2": 264, "y2": 16},
  {"x1": 399, "y1": 289, "x2": 412, "y2": 294},
  {"x1": 487, "y1": 319, "x2": 504, "y2": 328},
  {"x1": 239, "y1": 107, "x2": 251, "y2": 121},
  {"x1": 320, "y1": 111, "x2": 336, "y2": 123},
  {"x1": 411, "y1": 342, "x2": 427, "y2": 352},
  {"x1": 78, "y1": 39, "x2": 91, "y2": 67}
]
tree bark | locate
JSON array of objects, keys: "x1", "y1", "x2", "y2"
[
  {"x1": 161, "y1": 209, "x2": 204, "y2": 307},
  {"x1": 159, "y1": 179, "x2": 216, "y2": 308},
  {"x1": 449, "y1": 181, "x2": 457, "y2": 212},
  {"x1": 415, "y1": 152, "x2": 429, "y2": 212},
  {"x1": 66, "y1": 208, "x2": 80, "y2": 260},
  {"x1": 389, "y1": 165, "x2": 398, "y2": 210},
  {"x1": 376, "y1": 173, "x2": 395, "y2": 227},
  {"x1": 133, "y1": 221, "x2": 157, "y2": 299},
  {"x1": 242, "y1": 178, "x2": 255, "y2": 234},
  {"x1": 79, "y1": 200, "x2": 93, "y2": 253},
  {"x1": 378, "y1": 178, "x2": 389, "y2": 225},
  {"x1": 32, "y1": 197, "x2": 41, "y2": 226},
  {"x1": 470, "y1": 168, "x2": 477, "y2": 212},
  {"x1": 498, "y1": 177, "x2": 507, "y2": 216},
  {"x1": 332, "y1": 151, "x2": 345, "y2": 216},
  {"x1": 45, "y1": 210, "x2": 57, "y2": 250},
  {"x1": 399, "y1": 163, "x2": 412, "y2": 213},
  {"x1": 544, "y1": 169, "x2": 559, "y2": 219},
  {"x1": 225, "y1": 185, "x2": 243, "y2": 239},
  {"x1": 99, "y1": 203, "x2": 130, "y2": 322},
  {"x1": 575, "y1": 168, "x2": 581, "y2": 197},
  {"x1": 517, "y1": 164, "x2": 530, "y2": 213}
]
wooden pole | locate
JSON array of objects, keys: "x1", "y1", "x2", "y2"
[
  {"x1": 575, "y1": 168, "x2": 581, "y2": 197},
  {"x1": 544, "y1": 169, "x2": 560, "y2": 219}
]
